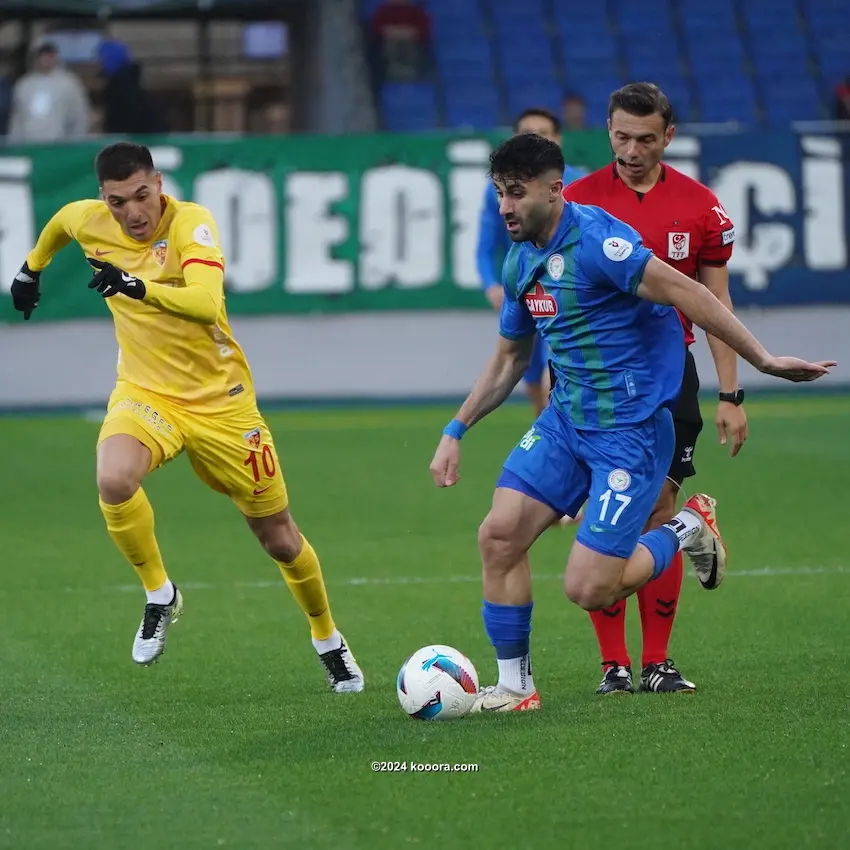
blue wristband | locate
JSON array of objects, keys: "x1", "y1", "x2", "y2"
[{"x1": 442, "y1": 419, "x2": 468, "y2": 440}]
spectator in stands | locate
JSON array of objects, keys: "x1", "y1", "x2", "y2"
[
  {"x1": 8, "y1": 41, "x2": 90, "y2": 143},
  {"x1": 835, "y1": 75, "x2": 850, "y2": 121},
  {"x1": 97, "y1": 39, "x2": 167, "y2": 135},
  {"x1": 370, "y1": 0, "x2": 431, "y2": 82},
  {"x1": 561, "y1": 92, "x2": 587, "y2": 131}
]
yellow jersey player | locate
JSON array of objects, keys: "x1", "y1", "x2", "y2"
[{"x1": 10, "y1": 141, "x2": 364, "y2": 693}]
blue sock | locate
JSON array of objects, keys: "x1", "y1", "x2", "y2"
[
  {"x1": 639, "y1": 527, "x2": 680, "y2": 580},
  {"x1": 482, "y1": 600, "x2": 533, "y2": 658}
]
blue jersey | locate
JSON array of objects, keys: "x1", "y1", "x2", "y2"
[
  {"x1": 476, "y1": 165, "x2": 585, "y2": 288},
  {"x1": 499, "y1": 202, "x2": 685, "y2": 430}
]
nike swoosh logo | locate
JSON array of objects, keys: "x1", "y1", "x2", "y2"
[
  {"x1": 95, "y1": 249, "x2": 112, "y2": 256},
  {"x1": 480, "y1": 702, "x2": 512, "y2": 711},
  {"x1": 253, "y1": 485, "x2": 272, "y2": 495}
]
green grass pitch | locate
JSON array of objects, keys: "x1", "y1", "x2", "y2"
[{"x1": 2, "y1": 395, "x2": 849, "y2": 849}]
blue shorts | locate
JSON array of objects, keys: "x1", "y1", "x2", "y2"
[
  {"x1": 523, "y1": 333, "x2": 549, "y2": 385},
  {"x1": 498, "y1": 404, "x2": 675, "y2": 559}
]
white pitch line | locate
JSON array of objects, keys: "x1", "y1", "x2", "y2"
[{"x1": 105, "y1": 565, "x2": 849, "y2": 594}]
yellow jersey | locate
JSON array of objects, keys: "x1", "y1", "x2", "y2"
[{"x1": 26, "y1": 196, "x2": 256, "y2": 413}]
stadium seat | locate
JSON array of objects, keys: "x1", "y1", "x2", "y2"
[
  {"x1": 504, "y1": 79, "x2": 562, "y2": 118},
  {"x1": 444, "y1": 89, "x2": 502, "y2": 129},
  {"x1": 741, "y1": 0, "x2": 800, "y2": 30},
  {"x1": 697, "y1": 77, "x2": 758, "y2": 124},
  {"x1": 553, "y1": 8, "x2": 612, "y2": 49},
  {"x1": 379, "y1": 82, "x2": 438, "y2": 132},
  {"x1": 761, "y1": 77, "x2": 825, "y2": 124},
  {"x1": 613, "y1": 0, "x2": 675, "y2": 38}
]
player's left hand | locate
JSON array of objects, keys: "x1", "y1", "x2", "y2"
[
  {"x1": 86, "y1": 258, "x2": 146, "y2": 300},
  {"x1": 760, "y1": 356, "x2": 837, "y2": 383},
  {"x1": 430, "y1": 435, "x2": 461, "y2": 487},
  {"x1": 716, "y1": 402, "x2": 748, "y2": 457},
  {"x1": 10, "y1": 261, "x2": 41, "y2": 320}
]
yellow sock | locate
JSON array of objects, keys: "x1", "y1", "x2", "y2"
[
  {"x1": 277, "y1": 536, "x2": 336, "y2": 640},
  {"x1": 99, "y1": 488, "x2": 168, "y2": 592}
]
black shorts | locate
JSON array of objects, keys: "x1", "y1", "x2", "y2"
[{"x1": 668, "y1": 349, "x2": 703, "y2": 486}]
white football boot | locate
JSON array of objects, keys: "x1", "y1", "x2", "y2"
[
  {"x1": 470, "y1": 685, "x2": 541, "y2": 713},
  {"x1": 317, "y1": 634, "x2": 364, "y2": 693},
  {"x1": 132, "y1": 587, "x2": 184, "y2": 665},
  {"x1": 680, "y1": 494, "x2": 727, "y2": 590}
]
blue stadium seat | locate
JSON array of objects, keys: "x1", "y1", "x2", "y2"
[
  {"x1": 562, "y1": 38, "x2": 618, "y2": 62},
  {"x1": 613, "y1": 0, "x2": 675, "y2": 36},
  {"x1": 682, "y1": 5, "x2": 737, "y2": 37},
  {"x1": 819, "y1": 48, "x2": 848, "y2": 88},
  {"x1": 444, "y1": 86, "x2": 502, "y2": 129},
  {"x1": 697, "y1": 77, "x2": 758, "y2": 124},
  {"x1": 553, "y1": 8, "x2": 612, "y2": 46},
  {"x1": 562, "y1": 56, "x2": 621, "y2": 84},
  {"x1": 804, "y1": 2, "x2": 848, "y2": 31},
  {"x1": 504, "y1": 78, "x2": 561, "y2": 115},
  {"x1": 687, "y1": 36, "x2": 748, "y2": 77},
  {"x1": 421, "y1": 0, "x2": 482, "y2": 18},
  {"x1": 761, "y1": 77, "x2": 825, "y2": 123},
  {"x1": 379, "y1": 82, "x2": 438, "y2": 132},
  {"x1": 741, "y1": 0, "x2": 799, "y2": 28},
  {"x1": 434, "y1": 39, "x2": 492, "y2": 74}
]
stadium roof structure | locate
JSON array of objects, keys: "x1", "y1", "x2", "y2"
[{"x1": 0, "y1": 0, "x2": 298, "y2": 17}]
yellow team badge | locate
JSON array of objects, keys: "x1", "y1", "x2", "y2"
[
  {"x1": 152, "y1": 240, "x2": 168, "y2": 266},
  {"x1": 243, "y1": 428, "x2": 262, "y2": 450}
]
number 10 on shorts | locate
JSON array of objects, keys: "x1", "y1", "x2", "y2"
[
  {"x1": 243, "y1": 444, "x2": 276, "y2": 484},
  {"x1": 598, "y1": 490, "x2": 632, "y2": 526}
]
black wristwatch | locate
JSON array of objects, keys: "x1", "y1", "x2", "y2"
[{"x1": 718, "y1": 389, "x2": 745, "y2": 405}]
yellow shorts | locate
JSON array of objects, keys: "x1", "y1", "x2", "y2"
[{"x1": 98, "y1": 382, "x2": 288, "y2": 518}]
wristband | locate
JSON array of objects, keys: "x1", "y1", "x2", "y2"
[{"x1": 442, "y1": 419, "x2": 468, "y2": 440}]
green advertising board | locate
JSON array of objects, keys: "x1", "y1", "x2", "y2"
[{"x1": 0, "y1": 130, "x2": 611, "y2": 323}]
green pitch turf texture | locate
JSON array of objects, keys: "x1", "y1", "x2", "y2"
[{"x1": 2, "y1": 394, "x2": 848, "y2": 850}]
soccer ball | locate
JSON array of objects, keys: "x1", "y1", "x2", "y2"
[{"x1": 396, "y1": 644, "x2": 479, "y2": 720}]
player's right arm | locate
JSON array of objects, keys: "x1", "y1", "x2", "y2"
[
  {"x1": 476, "y1": 184, "x2": 506, "y2": 310},
  {"x1": 11, "y1": 200, "x2": 96, "y2": 320},
  {"x1": 636, "y1": 256, "x2": 835, "y2": 383},
  {"x1": 26, "y1": 201, "x2": 95, "y2": 270},
  {"x1": 430, "y1": 264, "x2": 536, "y2": 487}
]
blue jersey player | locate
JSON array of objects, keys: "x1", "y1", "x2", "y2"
[
  {"x1": 430, "y1": 132, "x2": 835, "y2": 713},
  {"x1": 477, "y1": 108, "x2": 585, "y2": 414}
]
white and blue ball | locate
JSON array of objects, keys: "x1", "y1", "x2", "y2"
[{"x1": 396, "y1": 644, "x2": 479, "y2": 720}]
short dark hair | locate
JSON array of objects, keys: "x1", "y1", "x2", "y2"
[
  {"x1": 608, "y1": 82, "x2": 674, "y2": 127},
  {"x1": 489, "y1": 133, "x2": 565, "y2": 183},
  {"x1": 95, "y1": 142, "x2": 155, "y2": 184},
  {"x1": 513, "y1": 107, "x2": 561, "y2": 134}
]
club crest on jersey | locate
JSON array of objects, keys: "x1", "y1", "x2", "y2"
[
  {"x1": 524, "y1": 283, "x2": 557, "y2": 318},
  {"x1": 546, "y1": 253, "x2": 564, "y2": 281},
  {"x1": 243, "y1": 428, "x2": 262, "y2": 450},
  {"x1": 668, "y1": 232, "x2": 690, "y2": 261},
  {"x1": 608, "y1": 469, "x2": 632, "y2": 492},
  {"x1": 151, "y1": 240, "x2": 168, "y2": 266}
]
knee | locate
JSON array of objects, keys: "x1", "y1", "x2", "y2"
[
  {"x1": 477, "y1": 512, "x2": 526, "y2": 576},
  {"x1": 97, "y1": 465, "x2": 142, "y2": 504},
  {"x1": 563, "y1": 576, "x2": 614, "y2": 611},
  {"x1": 254, "y1": 511, "x2": 302, "y2": 563}
]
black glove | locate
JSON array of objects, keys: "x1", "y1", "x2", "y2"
[
  {"x1": 11, "y1": 262, "x2": 41, "y2": 320},
  {"x1": 87, "y1": 258, "x2": 146, "y2": 300}
]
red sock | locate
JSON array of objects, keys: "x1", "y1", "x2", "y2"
[
  {"x1": 588, "y1": 602, "x2": 630, "y2": 668},
  {"x1": 637, "y1": 550, "x2": 684, "y2": 668}
]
